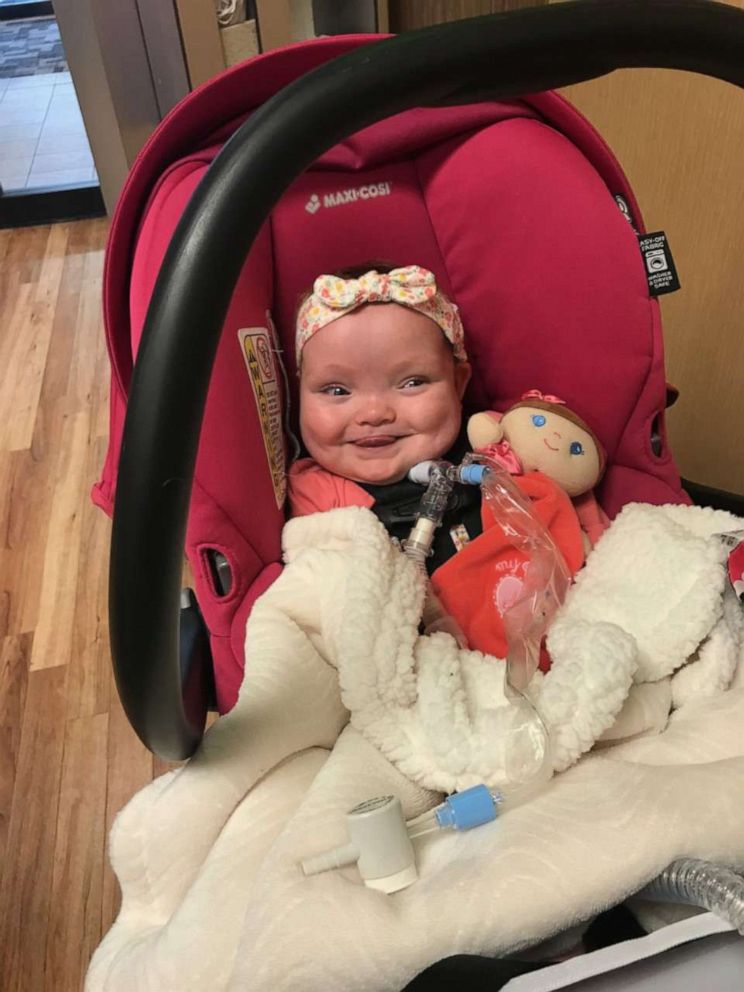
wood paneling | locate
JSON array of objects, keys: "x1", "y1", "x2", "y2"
[
  {"x1": 174, "y1": 0, "x2": 225, "y2": 88},
  {"x1": 390, "y1": 0, "x2": 547, "y2": 31}
]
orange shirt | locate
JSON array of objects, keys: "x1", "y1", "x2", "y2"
[{"x1": 287, "y1": 458, "x2": 374, "y2": 516}]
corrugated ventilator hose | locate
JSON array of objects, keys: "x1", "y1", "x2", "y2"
[{"x1": 639, "y1": 859, "x2": 744, "y2": 934}]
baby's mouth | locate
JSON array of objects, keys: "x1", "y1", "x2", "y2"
[
  {"x1": 352, "y1": 435, "x2": 401, "y2": 448},
  {"x1": 542, "y1": 439, "x2": 559, "y2": 452}
]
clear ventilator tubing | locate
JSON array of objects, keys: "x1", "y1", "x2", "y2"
[
  {"x1": 477, "y1": 457, "x2": 570, "y2": 692},
  {"x1": 638, "y1": 859, "x2": 744, "y2": 933},
  {"x1": 473, "y1": 456, "x2": 572, "y2": 802},
  {"x1": 403, "y1": 458, "x2": 568, "y2": 805}
]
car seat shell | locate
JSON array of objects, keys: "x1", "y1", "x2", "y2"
[{"x1": 95, "y1": 34, "x2": 689, "y2": 714}]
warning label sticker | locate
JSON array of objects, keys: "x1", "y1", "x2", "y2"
[{"x1": 239, "y1": 327, "x2": 286, "y2": 508}]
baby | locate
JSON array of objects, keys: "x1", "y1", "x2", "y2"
[
  {"x1": 288, "y1": 264, "x2": 585, "y2": 663},
  {"x1": 289, "y1": 264, "x2": 479, "y2": 575}
]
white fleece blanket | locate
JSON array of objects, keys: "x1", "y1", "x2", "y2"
[{"x1": 87, "y1": 503, "x2": 744, "y2": 992}]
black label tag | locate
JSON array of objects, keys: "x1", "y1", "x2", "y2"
[{"x1": 637, "y1": 231, "x2": 681, "y2": 296}]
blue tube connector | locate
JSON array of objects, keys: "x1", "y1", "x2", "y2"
[
  {"x1": 409, "y1": 461, "x2": 488, "y2": 487},
  {"x1": 457, "y1": 463, "x2": 488, "y2": 486},
  {"x1": 435, "y1": 785, "x2": 500, "y2": 831}
]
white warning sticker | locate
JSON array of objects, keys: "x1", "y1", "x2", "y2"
[{"x1": 238, "y1": 327, "x2": 286, "y2": 508}]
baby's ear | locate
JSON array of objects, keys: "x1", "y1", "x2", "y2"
[
  {"x1": 467, "y1": 411, "x2": 504, "y2": 450},
  {"x1": 454, "y1": 360, "x2": 472, "y2": 399}
]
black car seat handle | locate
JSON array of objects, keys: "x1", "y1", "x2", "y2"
[{"x1": 110, "y1": 0, "x2": 744, "y2": 758}]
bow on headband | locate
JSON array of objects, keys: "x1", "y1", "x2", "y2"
[
  {"x1": 315, "y1": 267, "x2": 438, "y2": 309},
  {"x1": 296, "y1": 265, "x2": 467, "y2": 362}
]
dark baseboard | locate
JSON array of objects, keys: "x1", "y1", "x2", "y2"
[
  {"x1": 683, "y1": 478, "x2": 744, "y2": 516},
  {"x1": 0, "y1": 182, "x2": 106, "y2": 228},
  {"x1": 0, "y1": 2, "x2": 53, "y2": 22}
]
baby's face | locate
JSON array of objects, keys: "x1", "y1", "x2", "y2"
[
  {"x1": 299, "y1": 303, "x2": 470, "y2": 485},
  {"x1": 501, "y1": 405, "x2": 600, "y2": 496}
]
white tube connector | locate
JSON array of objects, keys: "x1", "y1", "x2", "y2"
[
  {"x1": 301, "y1": 796, "x2": 417, "y2": 894},
  {"x1": 404, "y1": 517, "x2": 437, "y2": 561},
  {"x1": 408, "y1": 460, "x2": 439, "y2": 485},
  {"x1": 301, "y1": 787, "x2": 501, "y2": 893}
]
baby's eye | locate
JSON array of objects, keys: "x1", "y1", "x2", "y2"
[
  {"x1": 531, "y1": 414, "x2": 546, "y2": 427},
  {"x1": 400, "y1": 377, "x2": 427, "y2": 389},
  {"x1": 570, "y1": 441, "x2": 584, "y2": 456},
  {"x1": 320, "y1": 384, "x2": 350, "y2": 397}
]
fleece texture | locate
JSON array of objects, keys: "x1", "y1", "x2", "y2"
[{"x1": 87, "y1": 504, "x2": 744, "y2": 992}]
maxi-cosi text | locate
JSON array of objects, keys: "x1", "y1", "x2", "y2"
[{"x1": 305, "y1": 182, "x2": 393, "y2": 213}]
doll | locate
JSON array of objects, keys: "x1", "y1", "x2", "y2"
[{"x1": 467, "y1": 390, "x2": 610, "y2": 551}]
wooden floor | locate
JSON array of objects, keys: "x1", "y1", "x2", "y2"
[{"x1": 0, "y1": 219, "x2": 172, "y2": 991}]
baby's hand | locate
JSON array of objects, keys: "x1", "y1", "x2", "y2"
[{"x1": 467, "y1": 411, "x2": 504, "y2": 450}]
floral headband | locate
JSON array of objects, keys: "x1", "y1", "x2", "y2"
[{"x1": 296, "y1": 265, "x2": 468, "y2": 362}]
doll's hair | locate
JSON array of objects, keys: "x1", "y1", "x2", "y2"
[{"x1": 508, "y1": 397, "x2": 607, "y2": 478}]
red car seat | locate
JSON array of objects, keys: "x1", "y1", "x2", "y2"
[{"x1": 94, "y1": 35, "x2": 688, "y2": 716}]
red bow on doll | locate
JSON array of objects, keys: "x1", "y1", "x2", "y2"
[{"x1": 521, "y1": 389, "x2": 566, "y2": 405}]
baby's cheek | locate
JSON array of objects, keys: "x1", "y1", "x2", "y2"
[
  {"x1": 430, "y1": 400, "x2": 461, "y2": 441},
  {"x1": 300, "y1": 401, "x2": 337, "y2": 442},
  {"x1": 437, "y1": 414, "x2": 465, "y2": 457}
]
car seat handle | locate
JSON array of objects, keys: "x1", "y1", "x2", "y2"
[{"x1": 110, "y1": 0, "x2": 744, "y2": 758}]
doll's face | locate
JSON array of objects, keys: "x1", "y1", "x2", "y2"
[
  {"x1": 299, "y1": 303, "x2": 471, "y2": 485},
  {"x1": 501, "y1": 405, "x2": 601, "y2": 497}
]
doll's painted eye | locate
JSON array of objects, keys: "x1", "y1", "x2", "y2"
[
  {"x1": 531, "y1": 414, "x2": 546, "y2": 427},
  {"x1": 570, "y1": 441, "x2": 584, "y2": 456}
]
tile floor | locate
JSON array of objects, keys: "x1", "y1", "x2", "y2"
[{"x1": 0, "y1": 70, "x2": 97, "y2": 192}]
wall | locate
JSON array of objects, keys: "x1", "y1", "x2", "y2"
[
  {"x1": 390, "y1": 0, "x2": 547, "y2": 30},
  {"x1": 53, "y1": 0, "x2": 180, "y2": 214},
  {"x1": 556, "y1": 0, "x2": 744, "y2": 493}
]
